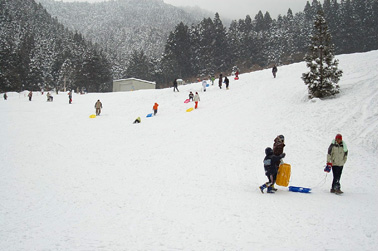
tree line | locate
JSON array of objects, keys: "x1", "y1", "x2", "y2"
[
  {"x1": 0, "y1": 0, "x2": 112, "y2": 93},
  {"x1": 1, "y1": 0, "x2": 377, "y2": 92},
  {"x1": 126, "y1": 0, "x2": 378, "y2": 88}
]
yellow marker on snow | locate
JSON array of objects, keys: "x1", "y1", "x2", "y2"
[
  {"x1": 186, "y1": 108, "x2": 194, "y2": 112},
  {"x1": 89, "y1": 114, "x2": 96, "y2": 118}
]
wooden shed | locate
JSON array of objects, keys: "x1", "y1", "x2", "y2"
[{"x1": 113, "y1": 78, "x2": 156, "y2": 92}]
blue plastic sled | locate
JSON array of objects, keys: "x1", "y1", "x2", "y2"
[
  {"x1": 288, "y1": 186, "x2": 311, "y2": 193},
  {"x1": 146, "y1": 113, "x2": 153, "y2": 118}
]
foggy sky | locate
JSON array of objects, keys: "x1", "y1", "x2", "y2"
[
  {"x1": 60, "y1": 0, "x2": 309, "y2": 20},
  {"x1": 164, "y1": 0, "x2": 308, "y2": 20}
]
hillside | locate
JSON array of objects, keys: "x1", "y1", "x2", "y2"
[
  {"x1": 37, "y1": 0, "x2": 212, "y2": 78},
  {"x1": 1, "y1": 51, "x2": 378, "y2": 250}
]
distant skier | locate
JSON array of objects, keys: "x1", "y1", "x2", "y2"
[
  {"x1": 272, "y1": 65, "x2": 278, "y2": 78},
  {"x1": 218, "y1": 74, "x2": 223, "y2": 89},
  {"x1": 326, "y1": 134, "x2": 348, "y2": 194},
  {"x1": 224, "y1": 76, "x2": 230, "y2": 89},
  {"x1": 153, "y1": 102, "x2": 159, "y2": 115},
  {"x1": 68, "y1": 91, "x2": 72, "y2": 104},
  {"x1": 235, "y1": 70, "x2": 239, "y2": 79},
  {"x1": 194, "y1": 92, "x2": 200, "y2": 109},
  {"x1": 173, "y1": 79, "x2": 179, "y2": 92},
  {"x1": 202, "y1": 79, "x2": 207, "y2": 92},
  {"x1": 259, "y1": 147, "x2": 286, "y2": 193},
  {"x1": 28, "y1": 91, "x2": 32, "y2": 101},
  {"x1": 95, "y1": 99, "x2": 102, "y2": 116},
  {"x1": 133, "y1": 117, "x2": 141, "y2": 124},
  {"x1": 3, "y1": 93, "x2": 7, "y2": 100},
  {"x1": 189, "y1": 91, "x2": 194, "y2": 101}
]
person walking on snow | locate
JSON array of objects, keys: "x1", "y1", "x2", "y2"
[
  {"x1": 224, "y1": 76, "x2": 230, "y2": 89},
  {"x1": 218, "y1": 74, "x2": 223, "y2": 89},
  {"x1": 272, "y1": 65, "x2": 278, "y2": 78},
  {"x1": 3, "y1": 93, "x2": 7, "y2": 100},
  {"x1": 271, "y1": 134, "x2": 286, "y2": 191},
  {"x1": 153, "y1": 102, "x2": 159, "y2": 115},
  {"x1": 259, "y1": 147, "x2": 286, "y2": 193},
  {"x1": 189, "y1": 91, "x2": 194, "y2": 101},
  {"x1": 202, "y1": 79, "x2": 207, "y2": 92},
  {"x1": 173, "y1": 79, "x2": 179, "y2": 92},
  {"x1": 210, "y1": 75, "x2": 215, "y2": 85},
  {"x1": 68, "y1": 91, "x2": 72, "y2": 104},
  {"x1": 194, "y1": 92, "x2": 200, "y2": 109},
  {"x1": 28, "y1": 91, "x2": 32, "y2": 101},
  {"x1": 95, "y1": 99, "x2": 103, "y2": 116},
  {"x1": 326, "y1": 134, "x2": 348, "y2": 194}
]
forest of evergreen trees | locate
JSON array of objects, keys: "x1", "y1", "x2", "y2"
[
  {"x1": 0, "y1": 0, "x2": 112, "y2": 92},
  {"x1": 136, "y1": 0, "x2": 378, "y2": 88},
  {"x1": 1, "y1": 0, "x2": 377, "y2": 92}
]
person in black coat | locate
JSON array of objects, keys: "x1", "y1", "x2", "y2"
[
  {"x1": 218, "y1": 74, "x2": 223, "y2": 89},
  {"x1": 259, "y1": 147, "x2": 285, "y2": 193},
  {"x1": 224, "y1": 76, "x2": 230, "y2": 89},
  {"x1": 272, "y1": 65, "x2": 278, "y2": 78},
  {"x1": 173, "y1": 79, "x2": 179, "y2": 92}
]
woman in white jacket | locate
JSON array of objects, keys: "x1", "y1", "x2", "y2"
[{"x1": 194, "y1": 92, "x2": 200, "y2": 109}]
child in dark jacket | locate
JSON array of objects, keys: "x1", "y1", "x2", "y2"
[{"x1": 259, "y1": 147, "x2": 286, "y2": 193}]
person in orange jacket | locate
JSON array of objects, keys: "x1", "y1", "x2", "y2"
[{"x1": 153, "y1": 102, "x2": 159, "y2": 115}]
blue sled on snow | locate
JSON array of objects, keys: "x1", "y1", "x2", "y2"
[
  {"x1": 146, "y1": 113, "x2": 153, "y2": 118},
  {"x1": 288, "y1": 186, "x2": 311, "y2": 193}
]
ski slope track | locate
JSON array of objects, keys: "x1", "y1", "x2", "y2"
[{"x1": 1, "y1": 51, "x2": 378, "y2": 250}]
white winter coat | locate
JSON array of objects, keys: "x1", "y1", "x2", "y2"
[{"x1": 194, "y1": 94, "x2": 200, "y2": 102}]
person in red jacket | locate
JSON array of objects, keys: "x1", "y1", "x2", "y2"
[{"x1": 153, "y1": 102, "x2": 159, "y2": 116}]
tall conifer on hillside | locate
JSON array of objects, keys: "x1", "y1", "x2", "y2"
[{"x1": 302, "y1": 9, "x2": 343, "y2": 99}]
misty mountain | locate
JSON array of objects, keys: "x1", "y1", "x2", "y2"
[{"x1": 36, "y1": 0, "x2": 214, "y2": 78}]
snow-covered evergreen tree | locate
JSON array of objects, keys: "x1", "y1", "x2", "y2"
[{"x1": 302, "y1": 9, "x2": 343, "y2": 99}]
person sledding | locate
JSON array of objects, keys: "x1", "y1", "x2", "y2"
[
  {"x1": 133, "y1": 117, "x2": 141, "y2": 124},
  {"x1": 326, "y1": 134, "x2": 348, "y2": 194},
  {"x1": 259, "y1": 147, "x2": 285, "y2": 193}
]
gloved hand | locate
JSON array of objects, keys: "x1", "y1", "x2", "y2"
[
  {"x1": 280, "y1": 153, "x2": 286, "y2": 158},
  {"x1": 324, "y1": 163, "x2": 332, "y2": 173}
]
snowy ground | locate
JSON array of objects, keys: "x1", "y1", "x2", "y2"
[{"x1": 1, "y1": 51, "x2": 378, "y2": 250}]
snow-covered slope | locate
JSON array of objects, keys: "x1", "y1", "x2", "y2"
[{"x1": 1, "y1": 51, "x2": 378, "y2": 250}]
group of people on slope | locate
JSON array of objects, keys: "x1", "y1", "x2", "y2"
[{"x1": 260, "y1": 133, "x2": 348, "y2": 195}]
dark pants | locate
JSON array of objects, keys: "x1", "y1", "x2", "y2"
[
  {"x1": 265, "y1": 171, "x2": 277, "y2": 186},
  {"x1": 154, "y1": 109, "x2": 157, "y2": 115},
  {"x1": 173, "y1": 86, "x2": 179, "y2": 92},
  {"x1": 332, "y1": 166, "x2": 343, "y2": 190}
]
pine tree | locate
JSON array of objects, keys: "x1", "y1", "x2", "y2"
[{"x1": 302, "y1": 10, "x2": 343, "y2": 99}]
